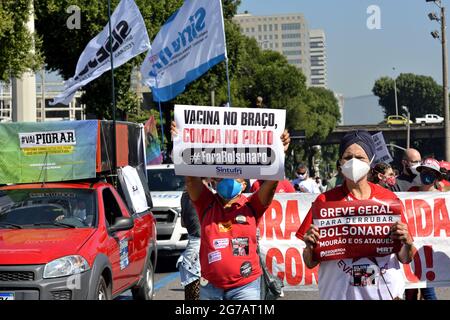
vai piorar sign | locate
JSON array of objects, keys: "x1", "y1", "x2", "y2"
[
  {"x1": 0, "y1": 121, "x2": 98, "y2": 184},
  {"x1": 173, "y1": 105, "x2": 286, "y2": 180},
  {"x1": 311, "y1": 200, "x2": 403, "y2": 261}
]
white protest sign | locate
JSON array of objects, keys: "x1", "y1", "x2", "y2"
[
  {"x1": 173, "y1": 105, "x2": 286, "y2": 180},
  {"x1": 372, "y1": 132, "x2": 393, "y2": 163},
  {"x1": 257, "y1": 192, "x2": 450, "y2": 291}
]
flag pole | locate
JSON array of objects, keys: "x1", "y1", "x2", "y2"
[
  {"x1": 219, "y1": 0, "x2": 231, "y2": 108},
  {"x1": 225, "y1": 58, "x2": 232, "y2": 108},
  {"x1": 153, "y1": 67, "x2": 165, "y2": 161},
  {"x1": 107, "y1": 0, "x2": 117, "y2": 176}
]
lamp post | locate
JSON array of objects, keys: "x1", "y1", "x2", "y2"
[
  {"x1": 393, "y1": 67, "x2": 399, "y2": 116},
  {"x1": 427, "y1": 0, "x2": 450, "y2": 161},
  {"x1": 402, "y1": 105, "x2": 411, "y2": 149}
]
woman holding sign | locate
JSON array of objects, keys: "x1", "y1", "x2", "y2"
[
  {"x1": 172, "y1": 121, "x2": 290, "y2": 300},
  {"x1": 297, "y1": 130, "x2": 415, "y2": 300}
]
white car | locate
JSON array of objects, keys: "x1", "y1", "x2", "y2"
[
  {"x1": 146, "y1": 164, "x2": 188, "y2": 256},
  {"x1": 415, "y1": 114, "x2": 444, "y2": 125}
]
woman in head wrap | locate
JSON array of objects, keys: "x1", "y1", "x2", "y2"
[{"x1": 296, "y1": 130, "x2": 415, "y2": 300}]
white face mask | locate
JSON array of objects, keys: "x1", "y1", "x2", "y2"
[
  {"x1": 295, "y1": 172, "x2": 307, "y2": 181},
  {"x1": 341, "y1": 158, "x2": 371, "y2": 183},
  {"x1": 410, "y1": 165, "x2": 419, "y2": 176}
]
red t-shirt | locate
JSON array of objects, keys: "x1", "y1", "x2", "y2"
[
  {"x1": 250, "y1": 179, "x2": 296, "y2": 193},
  {"x1": 296, "y1": 182, "x2": 410, "y2": 240},
  {"x1": 192, "y1": 186, "x2": 269, "y2": 290}
]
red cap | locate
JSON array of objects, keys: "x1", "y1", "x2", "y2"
[
  {"x1": 417, "y1": 158, "x2": 441, "y2": 173},
  {"x1": 439, "y1": 161, "x2": 450, "y2": 171}
]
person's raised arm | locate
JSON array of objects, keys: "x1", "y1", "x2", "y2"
[
  {"x1": 171, "y1": 121, "x2": 205, "y2": 202},
  {"x1": 256, "y1": 129, "x2": 290, "y2": 206}
]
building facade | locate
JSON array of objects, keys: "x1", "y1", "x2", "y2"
[
  {"x1": 0, "y1": 72, "x2": 85, "y2": 122},
  {"x1": 233, "y1": 13, "x2": 311, "y2": 85},
  {"x1": 309, "y1": 29, "x2": 327, "y2": 88}
]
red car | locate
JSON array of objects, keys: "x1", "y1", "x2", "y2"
[{"x1": 0, "y1": 181, "x2": 157, "y2": 300}]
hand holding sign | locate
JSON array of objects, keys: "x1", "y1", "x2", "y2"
[
  {"x1": 281, "y1": 130, "x2": 290, "y2": 153},
  {"x1": 303, "y1": 224, "x2": 320, "y2": 249},
  {"x1": 390, "y1": 221, "x2": 413, "y2": 245}
]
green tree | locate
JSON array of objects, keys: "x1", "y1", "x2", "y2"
[
  {"x1": 0, "y1": 0, "x2": 43, "y2": 81},
  {"x1": 372, "y1": 73, "x2": 443, "y2": 121}
]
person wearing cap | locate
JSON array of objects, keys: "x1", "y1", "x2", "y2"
[
  {"x1": 405, "y1": 158, "x2": 440, "y2": 300},
  {"x1": 296, "y1": 130, "x2": 415, "y2": 300},
  {"x1": 408, "y1": 158, "x2": 444, "y2": 192}
]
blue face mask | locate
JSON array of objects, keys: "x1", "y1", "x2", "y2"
[
  {"x1": 216, "y1": 179, "x2": 243, "y2": 200},
  {"x1": 420, "y1": 172, "x2": 437, "y2": 185}
]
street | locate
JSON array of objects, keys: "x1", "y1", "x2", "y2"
[{"x1": 118, "y1": 256, "x2": 450, "y2": 300}]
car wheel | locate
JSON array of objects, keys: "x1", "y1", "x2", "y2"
[
  {"x1": 96, "y1": 276, "x2": 111, "y2": 300},
  {"x1": 132, "y1": 258, "x2": 155, "y2": 300},
  {"x1": 421, "y1": 122, "x2": 425, "y2": 126}
]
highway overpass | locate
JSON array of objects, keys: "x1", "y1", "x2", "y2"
[{"x1": 323, "y1": 124, "x2": 443, "y2": 145}]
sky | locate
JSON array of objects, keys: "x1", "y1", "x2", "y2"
[{"x1": 238, "y1": 0, "x2": 445, "y2": 98}]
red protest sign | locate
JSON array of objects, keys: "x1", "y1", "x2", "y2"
[{"x1": 311, "y1": 200, "x2": 403, "y2": 261}]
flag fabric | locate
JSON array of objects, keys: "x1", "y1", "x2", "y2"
[
  {"x1": 50, "y1": 0, "x2": 151, "y2": 105},
  {"x1": 140, "y1": 0, "x2": 227, "y2": 102},
  {"x1": 144, "y1": 115, "x2": 163, "y2": 165}
]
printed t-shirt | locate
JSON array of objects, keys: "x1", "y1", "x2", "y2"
[
  {"x1": 192, "y1": 185, "x2": 269, "y2": 290},
  {"x1": 296, "y1": 182, "x2": 412, "y2": 300}
]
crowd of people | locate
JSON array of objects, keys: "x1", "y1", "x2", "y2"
[{"x1": 172, "y1": 121, "x2": 443, "y2": 301}]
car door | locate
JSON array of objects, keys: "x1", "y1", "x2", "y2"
[
  {"x1": 101, "y1": 186, "x2": 135, "y2": 293},
  {"x1": 112, "y1": 187, "x2": 151, "y2": 279}
]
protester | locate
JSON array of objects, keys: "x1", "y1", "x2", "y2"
[
  {"x1": 291, "y1": 164, "x2": 321, "y2": 193},
  {"x1": 438, "y1": 161, "x2": 450, "y2": 190},
  {"x1": 326, "y1": 159, "x2": 344, "y2": 190},
  {"x1": 408, "y1": 158, "x2": 444, "y2": 192},
  {"x1": 172, "y1": 121, "x2": 290, "y2": 300},
  {"x1": 391, "y1": 148, "x2": 422, "y2": 191},
  {"x1": 369, "y1": 162, "x2": 396, "y2": 189},
  {"x1": 297, "y1": 130, "x2": 415, "y2": 300},
  {"x1": 404, "y1": 158, "x2": 440, "y2": 300}
]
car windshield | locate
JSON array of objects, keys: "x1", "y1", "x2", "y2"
[
  {"x1": 147, "y1": 169, "x2": 185, "y2": 191},
  {"x1": 0, "y1": 188, "x2": 96, "y2": 229}
]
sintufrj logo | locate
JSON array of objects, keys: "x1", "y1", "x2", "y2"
[
  {"x1": 216, "y1": 167, "x2": 243, "y2": 176},
  {"x1": 149, "y1": 7, "x2": 207, "y2": 76}
]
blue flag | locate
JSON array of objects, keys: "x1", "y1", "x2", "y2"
[{"x1": 140, "y1": 0, "x2": 227, "y2": 102}]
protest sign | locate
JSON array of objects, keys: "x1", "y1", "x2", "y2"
[
  {"x1": 257, "y1": 192, "x2": 450, "y2": 290},
  {"x1": 173, "y1": 105, "x2": 286, "y2": 180},
  {"x1": 311, "y1": 200, "x2": 403, "y2": 261},
  {"x1": 372, "y1": 132, "x2": 393, "y2": 163}
]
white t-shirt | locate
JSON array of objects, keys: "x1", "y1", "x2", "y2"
[{"x1": 318, "y1": 255, "x2": 405, "y2": 300}]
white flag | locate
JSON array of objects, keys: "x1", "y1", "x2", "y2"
[
  {"x1": 140, "y1": 0, "x2": 226, "y2": 102},
  {"x1": 51, "y1": 0, "x2": 151, "y2": 105}
]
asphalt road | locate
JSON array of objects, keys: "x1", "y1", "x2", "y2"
[{"x1": 117, "y1": 255, "x2": 450, "y2": 300}]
